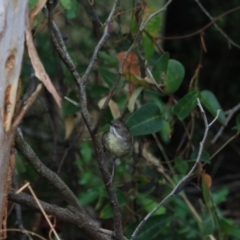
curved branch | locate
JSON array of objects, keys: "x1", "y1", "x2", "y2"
[{"x1": 8, "y1": 189, "x2": 110, "y2": 240}]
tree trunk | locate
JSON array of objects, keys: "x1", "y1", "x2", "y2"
[{"x1": 0, "y1": 0, "x2": 27, "y2": 237}]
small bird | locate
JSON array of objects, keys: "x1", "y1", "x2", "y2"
[{"x1": 102, "y1": 119, "x2": 133, "y2": 158}]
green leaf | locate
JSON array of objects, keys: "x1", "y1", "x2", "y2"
[
  {"x1": 80, "y1": 142, "x2": 92, "y2": 164},
  {"x1": 232, "y1": 114, "x2": 240, "y2": 130},
  {"x1": 218, "y1": 218, "x2": 235, "y2": 234},
  {"x1": 164, "y1": 60, "x2": 185, "y2": 93},
  {"x1": 212, "y1": 188, "x2": 228, "y2": 204},
  {"x1": 174, "y1": 157, "x2": 188, "y2": 175},
  {"x1": 137, "y1": 193, "x2": 166, "y2": 215},
  {"x1": 158, "y1": 120, "x2": 171, "y2": 143},
  {"x1": 98, "y1": 67, "x2": 123, "y2": 90},
  {"x1": 116, "y1": 189, "x2": 127, "y2": 207},
  {"x1": 63, "y1": 0, "x2": 78, "y2": 19},
  {"x1": 87, "y1": 85, "x2": 109, "y2": 98},
  {"x1": 173, "y1": 90, "x2": 198, "y2": 120},
  {"x1": 60, "y1": 0, "x2": 73, "y2": 9},
  {"x1": 128, "y1": 87, "x2": 144, "y2": 112},
  {"x1": 98, "y1": 52, "x2": 118, "y2": 67},
  {"x1": 142, "y1": 33, "x2": 155, "y2": 61},
  {"x1": 63, "y1": 92, "x2": 79, "y2": 116},
  {"x1": 236, "y1": 114, "x2": 240, "y2": 125},
  {"x1": 126, "y1": 215, "x2": 172, "y2": 240},
  {"x1": 199, "y1": 217, "x2": 215, "y2": 236},
  {"x1": 200, "y1": 90, "x2": 226, "y2": 124},
  {"x1": 100, "y1": 203, "x2": 113, "y2": 219},
  {"x1": 191, "y1": 150, "x2": 210, "y2": 164},
  {"x1": 15, "y1": 154, "x2": 26, "y2": 174},
  {"x1": 152, "y1": 52, "x2": 170, "y2": 83},
  {"x1": 126, "y1": 103, "x2": 163, "y2": 136},
  {"x1": 28, "y1": 0, "x2": 38, "y2": 9},
  {"x1": 142, "y1": 2, "x2": 162, "y2": 61},
  {"x1": 122, "y1": 72, "x2": 153, "y2": 89},
  {"x1": 78, "y1": 189, "x2": 100, "y2": 206}
]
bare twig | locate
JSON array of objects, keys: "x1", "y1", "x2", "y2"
[
  {"x1": 8, "y1": 189, "x2": 111, "y2": 240},
  {"x1": 158, "y1": 6, "x2": 240, "y2": 40},
  {"x1": 12, "y1": 170, "x2": 33, "y2": 240},
  {"x1": 19, "y1": 184, "x2": 60, "y2": 240},
  {"x1": 64, "y1": 96, "x2": 79, "y2": 107},
  {"x1": 211, "y1": 102, "x2": 240, "y2": 144},
  {"x1": 131, "y1": 99, "x2": 220, "y2": 240},
  {"x1": 43, "y1": 4, "x2": 125, "y2": 238},
  {"x1": 195, "y1": 0, "x2": 240, "y2": 50},
  {"x1": 82, "y1": 0, "x2": 120, "y2": 84}
]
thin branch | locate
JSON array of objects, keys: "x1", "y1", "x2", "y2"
[
  {"x1": 64, "y1": 96, "x2": 79, "y2": 107},
  {"x1": 42, "y1": 6, "x2": 94, "y2": 131},
  {"x1": 8, "y1": 189, "x2": 110, "y2": 240},
  {"x1": 82, "y1": 0, "x2": 120, "y2": 84},
  {"x1": 14, "y1": 130, "x2": 108, "y2": 240},
  {"x1": 12, "y1": 171, "x2": 33, "y2": 240},
  {"x1": 95, "y1": 0, "x2": 173, "y2": 133},
  {"x1": 43, "y1": 4, "x2": 124, "y2": 239},
  {"x1": 15, "y1": 129, "x2": 83, "y2": 210},
  {"x1": 195, "y1": 0, "x2": 240, "y2": 50},
  {"x1": 131, "y1": 99, "x2": 220, "y2": 240},
  {"x1": 211, "y1": 102, "x2": 240, "y2": 144},
  {"x1": 157, "y1": 5, "x2": 240, "y2": 40}
]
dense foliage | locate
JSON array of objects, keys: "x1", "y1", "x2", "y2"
[{"x1": 7, "y1": 0, "x2": 240, "y2": 239}]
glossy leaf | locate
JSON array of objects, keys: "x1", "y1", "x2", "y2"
[
  {"x1": 200, "y1": 90, "x2": 226, "y2": 124},
  {"x1": 126, "y1": 103, "x2": 162, "y2": 136},
  {"x1": 164, "y1": 60, "x2": 185, "y2": 93},
  {"x1": 152, "y1": 52, "x2": 169, "y2": 83},
  {"x1": 142, "y1": 2, "x2": 162, "y2": 60},
  {"x1": 142, "y1": 33, "x2": 155, "y2": 61},
  {"x1": 173, "y1": 91, "x2": 198, "y2": 120}
]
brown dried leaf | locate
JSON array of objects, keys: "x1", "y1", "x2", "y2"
[
  {"x1": 25, "y1": 19, "x2": 61, "y2": 107},
  {"x1": 202, "y1": 173, "x2": 212, "y2": 188},
  {"x1": 64, "y1": 115, "x2": 75, "y2": 140},
  {"x1": 118, "y1": 51, "x2": 140, "y2": 76},
  {"x1": 29, "y1": 0, "x2": 47, "y2": 27}
]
